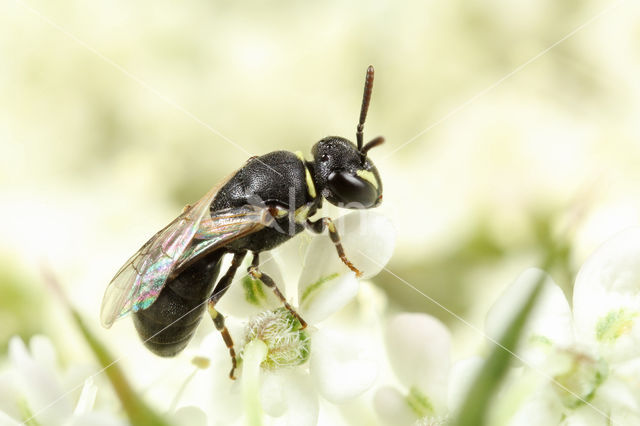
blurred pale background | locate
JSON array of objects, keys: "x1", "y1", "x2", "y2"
[{"x1": 2, "y1": 0, "x2": 640, "y2": 363}]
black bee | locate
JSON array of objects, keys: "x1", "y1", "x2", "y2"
[{"x1": 100, "y1": 66, "x2": 384, "y2": 378}]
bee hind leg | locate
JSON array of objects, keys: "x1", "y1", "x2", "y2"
[
  {"x1": 248, "y1": 252, "x2": 307, "y2": 329},
  {"x1": 208, "y1": 251, "x2": 246, "y2": 380}
]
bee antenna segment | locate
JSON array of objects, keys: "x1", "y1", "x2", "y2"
[
  {"x1": 361, "y1": 136, "x2": 385, "y2": 158},
  {"x1": 356, "y1": 65, "x2": 375, "y2": 152}
]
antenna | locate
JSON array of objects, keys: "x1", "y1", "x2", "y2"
[
  {"x1": 361, "y1": 136, "x2": 385, "y2": 156},
  {"x1": 356, "y1": 65, "x2": 375, "y2": 151}
]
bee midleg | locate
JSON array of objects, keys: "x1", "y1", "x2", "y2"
[
  {"x1": 208, "y1": 251, "x2": 246, "y2": 380},
  {"x1": 247, "y1": 252, "x2": 307, "y2": 329},
  {"x1": 305, "y1": 217, "x2": 363, "y2": 277}
]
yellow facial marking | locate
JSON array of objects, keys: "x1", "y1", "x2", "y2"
[
  {"x1": 296, "y1": 151, "x2": 317, "y2": 198},
  {"x1": 356, "y1": 170, "x2": 379, "y2": 189}
]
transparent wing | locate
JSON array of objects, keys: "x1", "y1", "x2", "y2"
[
  {"x1": 175, "y1": 205, "x2": 270, "y2": 272},
  {"x1": 100, "y1": 184, "x2": 220, "y2": 328},
  {"x1": 100, "y1": 188, "x2": 274, "y2": 328}
]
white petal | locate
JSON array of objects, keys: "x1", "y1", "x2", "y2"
[
  {"x1": 385, "y1": 313, "x2": 451, "y2": 412},
  {"x1": 260, "y1": 370, "x2": 318, "y2": 426},
  {"x1": 182, "y1": 335, "x2": 243, "y2": 425},
  {"x1": 310, "y1": 330, "x2": 378, "y2": 403},
  {"x1": 447, "y1": 357, "x2": 484, "y2": 415},
  {"x1": 590, "y1": 373, "x2": 640, "y2": 417},
  {"x1": 488, "y1": 368, "x2": 559, "y2": 426},
  {"x1": 171, "y1": 406, "x2": 208, "y2": 426},
  {"x1": 299, "y1": 273, "x2": 359, "y2": 324},
  {"x1": 610, "y1": 411, "x2": 640, "y2": 426},
  {"x1": 261, "y1": 372, "x2": 289, "y2": 418},
  {"x1": 72, "y1": 378, "x2": 97, "y2": 416},
  {"x1": 562, "y1": 405, "x2": 609, "y2": 426},
  {"x1": 297, "y1": 212, "x2": 394, "y2": 324},
  {"x1": 373, "y1": 386, "x2": 418, "y2": 426},
  {"x1": 299, "y1": 211, "x2": 395, "y2": 284},
  {"x1": 64, "y1": 413, "x2": 127, "y2": 426},
  {"x1": 612, "y1": 357, "x2": 640, "y2": 401},
  {"x1": 8, "y1": 336, "x2": 73, "y2": 422},
  {"x1": 0, "y1": 411, "x2": 21, "y2": 426},
  {"x1": 0, "y1": 371, "x2": 19, "y2": 419},
  {"x1": 216, "y1": 252, "x2": 284, "y2": 317},
  {"x1": 573, "y1": 227, "x2": 640, "y2": 361},
  {"x1": 336, "y1": 211, "x2": 396, "y2": 280},
  {"x1": 29, "y1": 335, "x2": 58, "y2": 374},
  {"x1": 507, "y1": 395, "x2": 563, "y2": 426},
  {"x1": 485, "y1": 268, "x2": 573, "y2": 366}
]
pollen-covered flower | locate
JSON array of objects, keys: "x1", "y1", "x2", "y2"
[
  {"x1": 485, "y1": 228, "x2": 640, "y2": 425},
  {"x1": 242, "y1": 307, "x2": 311, "y2": 370}
]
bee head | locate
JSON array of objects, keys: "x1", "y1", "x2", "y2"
[
  {"x1": 310, "y1": 65, "x2": 384, "y2": 209},
  {"x1": 311, "y1": 136, "x2": 382, "y2": 209}
]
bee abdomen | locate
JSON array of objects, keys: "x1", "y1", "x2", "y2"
[{"x1": 132, "y1": 250, "x2": 224, "y2": 357}]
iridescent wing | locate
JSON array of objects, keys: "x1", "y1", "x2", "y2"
[
  {"x1": 174, "y1": 205, "x2": 270, "y2": 272},
  {"x1": 100, "y1": 179, "x2": 274, "y2": 328}
]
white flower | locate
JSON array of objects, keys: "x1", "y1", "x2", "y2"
[
  {"x1": 0, "y1": 335, "x2": 125, "y2": 426},
  {"x1": 175, "y1": 211, "x2": 396, "y2": 425},
  {"x1": 373, "y1": 313, "x2": 452, "y2": 426},
  {"x1": 485, "y1": 228, "x2": 640, "y2": 425}
]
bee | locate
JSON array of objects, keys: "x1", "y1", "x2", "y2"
[{"x1": 100, "y1": 66, "x2": 384, "y2": 379}]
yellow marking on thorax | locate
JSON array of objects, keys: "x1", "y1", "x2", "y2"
[
  {"x1": 295, "y1": 151, "x2": 317, "y2": 199},
  {"x1": 356, "y1": 169, "x2": 379, "y2": 189},
  {"x1": 294, "y1": 203, "x2": 313, "y2": 224}
]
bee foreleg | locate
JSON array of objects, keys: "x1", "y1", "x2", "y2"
[
  {"x1": 248, "y1": 252, "x2": 307, "y2": 329},
  {"x1": 305, "y1": 217, "x2": 363, "y2": 277},
  {"x1": 208, "y1": 251, "x2": 246, "y2": 380}
]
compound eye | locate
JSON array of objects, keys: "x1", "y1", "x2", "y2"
[
  {"x1": 320, "y1": 154, "x2": 330, "y2": 163},
  {"x1": 327, "y1": 170, "x2": 379, "y2": 208}
]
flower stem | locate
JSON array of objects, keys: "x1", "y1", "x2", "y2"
[{"x1": 242, "y1": 339, "x2": 268, "y2": 426}]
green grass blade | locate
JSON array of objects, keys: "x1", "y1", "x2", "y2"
[
  {"x1": 453, "y1": 265, "x2": 548, "y2": 426},
  {"x1": 43, "y1": 269, "x2": 173, "y2": 426}
]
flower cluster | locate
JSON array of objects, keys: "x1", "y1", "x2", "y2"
[
  {"x1": 176, "y1": 210, "x2": 398, "y2": 425},
  {"x1": 485, "y1": 228, "x2": 640, "y2": 425},
  {"x1": 0, "y1": 335, "x2": 123, "y2": 426},
  {"x1": 6, "y1": 218, "x2": 640, "y2": 426}
]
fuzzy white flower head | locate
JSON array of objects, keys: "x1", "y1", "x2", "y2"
[{"x1": 242, "y1": 308, "x2": 311, "y2": 370}]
